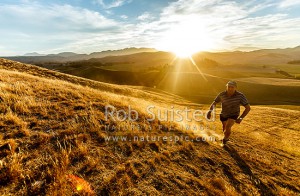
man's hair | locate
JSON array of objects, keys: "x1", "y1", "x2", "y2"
[{"x1": 226, "y1": 81, "x2": 237, "y2": 87}]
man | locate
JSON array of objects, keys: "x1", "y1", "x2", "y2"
[{"x1": 207, "y1": 81, "x2": 251, "y2": 145}]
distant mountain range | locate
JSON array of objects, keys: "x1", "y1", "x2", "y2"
[
  {"x1": 16, "y1": 47, "x2": 158, "y2": 63},
  {"x1": 24, "y1": 52, "x2": 46, "y2": 56},
  {"x1": 193, "y1": 45, "x2": 300, "y2": 65},
  {"x1": 3, "y1": 46, "x2": 300, "y2": 65}
]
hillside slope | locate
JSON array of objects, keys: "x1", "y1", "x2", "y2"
[
  {"x1": 0, "y1": 58, "x2": 299, "y2": 195},
  {"x1": 22, "y1": 55, "x2": 300, "y2": 105}
]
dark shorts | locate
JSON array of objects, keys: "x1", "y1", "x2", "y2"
[{"x1": 220, "y1": 114, "x2": 239, "y2": 122}]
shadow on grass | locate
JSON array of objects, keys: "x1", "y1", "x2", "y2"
[{"x1": 223, "y1": 145, "x2": 275, "y2": 196}]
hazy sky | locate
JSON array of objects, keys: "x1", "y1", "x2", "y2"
[{"x1": 1, "y1": 0, "x2": 300, "y2": 56}]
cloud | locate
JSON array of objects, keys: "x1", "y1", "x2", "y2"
[
  {"x1": 94, "y1": 0, "x2": 132, "y2": 9},
  {"x1": 279, "y1": 0, "x2": 300, "y2": 8},
  {"x1": 0, "y1": 2, "x2": 126, "y2": 55},
  {"x1": 120, "y1": 15, "x2": 128, "y2": 19},
  {"x1": 0, "y1": 3, "x2": 119, "y2": 32},
  {"x1": 137, "y1": 12, "x2": 155, "y2": 21},
  {"x1": 135, "y1": 0, "x2": 300, "y2": 51}
]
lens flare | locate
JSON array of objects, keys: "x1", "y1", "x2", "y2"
[{"x1": 66, "y1": 174, "x2": 94, "y2": 194}]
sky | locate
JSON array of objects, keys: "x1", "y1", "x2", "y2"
[{"x1": 1, "y1": 0, "x2": 300, "y2": 56}]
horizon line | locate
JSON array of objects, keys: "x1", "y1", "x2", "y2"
[{"x1": 1, "y1": 45, "x2": 300, "y2": 57}]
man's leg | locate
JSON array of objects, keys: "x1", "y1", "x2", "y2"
[
  {"x1": 223, "y1": 119, "x2": 235, "y2": 140},
  {"x1": 222, "y1": 121, "x2": 226, "y2": 132}
]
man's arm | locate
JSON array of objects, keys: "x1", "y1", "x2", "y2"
[
  {"x1": 209, "y1": 101, "x2": 217, "y2": 111},
  {"x1": 236, "y1": 104, "x2": 251, "y2": 123}
]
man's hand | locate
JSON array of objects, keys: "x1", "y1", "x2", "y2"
[
  {"x1": 207, "y1": 111, "x2": 212, "y2": 119},
  {"x1": 207, "y1": 102, "x2": 217, "y2": 120},
  {"x1": 235, "y1": 118, "x2": 243, "y2": 124}
]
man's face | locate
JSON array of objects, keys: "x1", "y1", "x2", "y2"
[{"x1": 226, "y1": 85, "x2": 236, "y2": 95}]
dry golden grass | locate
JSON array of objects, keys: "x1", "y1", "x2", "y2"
[
  {"x1": 236, "y1": 77, "x2": 300, "y2": 86},
  {"x1": 0, "y1": 58, "x2": 299, "y2": 195}
]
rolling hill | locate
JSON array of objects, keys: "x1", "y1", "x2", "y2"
[
  {"x1": 193, "y1": 45, "x2": 300, "y2": 65},
  {"x1": 18, "y1": 53, "x2": 300, "y2": 105},
  {"x1": 0, "y1": 58, "x2": 299, "y2": 195}
]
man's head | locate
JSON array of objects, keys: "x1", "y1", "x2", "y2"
[{"x1": 226, "y1": 81, "x2": 237, "y2": 95}]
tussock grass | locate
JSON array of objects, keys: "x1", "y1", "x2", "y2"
[{"x1": 0, "y1": 58, "x2": 299, "y2": 195}]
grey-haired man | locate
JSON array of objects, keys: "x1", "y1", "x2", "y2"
[{"x1": 207, "y1": 81, "x2": 251, "y2": 145}]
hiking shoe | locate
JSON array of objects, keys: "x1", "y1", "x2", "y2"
[{"x1": 222, "y1": 138, "x2": 229, "y2": 145}]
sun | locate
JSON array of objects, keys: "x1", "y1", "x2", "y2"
[
  {"x1": 156, "y1": 32, "x2": 202, "y2": 58},
  {"x1": 172, "y1": 45, "x2": 198, "y2": 58},
  {"x1": 155, "y1": 18, "x2": 215, "y2": 58}
]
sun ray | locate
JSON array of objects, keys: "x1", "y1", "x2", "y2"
[
  {"x1": 171, "y1": 58, "x2": 184, "y2": 93},
  {"x1": 189, "y1": 56, "x2": 208, "y2": 81}
]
